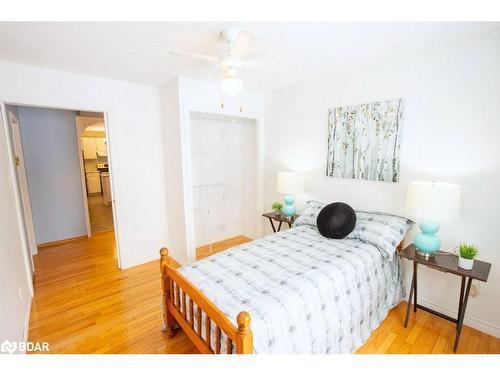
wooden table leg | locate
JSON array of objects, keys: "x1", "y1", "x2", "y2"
[
  {"x1": 404, "y1": 261, "x2": 416, "y2": 328},
  {"x1": 268, "y1": 218, "x2": 277, "y2": 233},
  {"x1": 277, "y1": 221, "x2": 283, "y2": 231},
  {"x1": 457, "y1": 277, "x2": 466, "y2": 331},
  {"x1": 453, "y1": 277, "x2": 472, "y2": 352},
  {"x1": 413, "y1": 262, "x2": 418, "y2": 312}
]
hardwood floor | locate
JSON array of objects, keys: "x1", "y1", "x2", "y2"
[
  {"x1": 28, "y1": 231, "x2": 500, "y2": 354},
  {"x1": 87, "y1": 194, "x2": 114, "y2": 233},
  {"x1": 195, "y1": 235, "x2": 251, "y2": 260}
]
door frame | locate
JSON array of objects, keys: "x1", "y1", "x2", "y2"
[
  {"x1": 182, "y1": 105, "x2": 264, "y2": 263},
  {"x1": 7, "y1": 110, "x2": 39, "y2": 258},
  {"x1": 0, "y1": 103, "x2": 34, "y2": 293},
  {"x1": 0, "y1": 100, "x2": 122, "y2": 269},
  {"x1": 75, "y1": 119, "x2": 93, "y2": 237}
]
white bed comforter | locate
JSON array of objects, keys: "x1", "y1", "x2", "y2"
[{"x1": 178, "y1": 226, "x2": 404, "y2": 354}]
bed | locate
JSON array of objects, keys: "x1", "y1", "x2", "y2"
[{"x1": 160, "y1": 205, "x2": 411, "y2": 354}]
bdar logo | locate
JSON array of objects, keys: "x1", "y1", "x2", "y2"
[{"x1": 1, "y1": 340, "x2": 17, "y2": 354}]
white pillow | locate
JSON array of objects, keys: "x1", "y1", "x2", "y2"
[
  {"x1": 293, "y1": 201, "x2": 413, "y2": 259},
  {"x1": 347, "y1": 211, "x2": 413, "y2": 259},
  {"x1": 292, "y1": 200, "x2": 325, "y2": 228}
]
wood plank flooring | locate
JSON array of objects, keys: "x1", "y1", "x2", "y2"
[
  {"x1": 195, "y1": 235, "x2": 251, "y2": 260},
  {"x1": 28, "y1": 230, "x2": 500, "y2": 354},
  {"x1": 87, "y1": 194, "x2": 114, "y2": 233}
]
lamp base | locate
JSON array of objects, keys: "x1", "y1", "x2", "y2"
[
  {"x1": 282, "y1": 194, "x2": 295, "y2": 218},
  {"x1": 416, "y1": 249, "x2": 434, "y2": 259},
  {"x1": 413, "y1": 219, "x2": 441, "y2": 257}
]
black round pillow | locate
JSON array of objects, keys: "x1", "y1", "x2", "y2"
[{"x1": 316, "y1": 202, "x2": 357, "y2": 239}]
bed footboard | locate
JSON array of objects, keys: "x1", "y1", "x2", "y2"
[{"x1": 160, "y1": 248, "x2": 253, "y2": 354}]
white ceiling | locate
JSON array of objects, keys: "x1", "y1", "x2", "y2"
[{"x1": 0, "y1": 22, "x2": 498, "y2": 93}]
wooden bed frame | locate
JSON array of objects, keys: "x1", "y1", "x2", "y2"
[
  {"x1": 160, "y1": 242, "x2": 404, "y2": 354},
  {"x1": 160, "y1": 248, "x2": 253, "y2": 354}
]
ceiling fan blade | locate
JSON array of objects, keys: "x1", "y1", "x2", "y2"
[
  {"x1": 241, "y1": 59, "x2": 284, "y2": 71},
  {"x1": 169, "y1": 50, "x2": 219, "y2": 63},
  {"x1": 230, "y1": 31, "x2": 255, "y2": 59}
]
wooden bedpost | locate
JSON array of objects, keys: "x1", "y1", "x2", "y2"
[
  {"x1": 160, "y1": 247, "x2": 175, "y2": 338},
  {"x1": 235, "y1": 311, "x2": 253, "y2": 354}
]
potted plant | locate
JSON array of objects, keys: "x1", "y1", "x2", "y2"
[
  {"x1": 272, "y1": 201, "x2": 283, "y2": 217},
  {"x1": 458, "y1": 243, "x2": 478, "y2": 270}
]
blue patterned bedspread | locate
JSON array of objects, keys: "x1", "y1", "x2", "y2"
[{"x1": 178, "y1": 226, "x2": 404, "y2": 354}]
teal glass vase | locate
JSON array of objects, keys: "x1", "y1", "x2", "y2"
[
  {"x1": 414, "y1": 219, "x2": 441, "y2": 256},
  {"x1": 282, "y1": 194, "x2": 295, "y2": 217}
]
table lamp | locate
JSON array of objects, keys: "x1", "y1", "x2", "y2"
[
  {"x1": 405, "y1": 181, "x2": 460, "y2": 258},
  {"x1": 276, "y1": 172, "x2": 305, "y2": 218}
]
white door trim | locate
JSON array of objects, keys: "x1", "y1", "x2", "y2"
[
  {"x1": 0, "y1": 102, "x2": 34, "y2": 294},
  {"x1": 75, "y1": 118, "x2": 92, "y2": 237},
  {"x1": 102, "y1": 112, "x2": 121, "y2": 268},
  {"x1": 182, "y1": 105, "x2": 264, "y2": 263},
  {"x1": 8, "y1": 110, "x2": 39, "y2": 257}
]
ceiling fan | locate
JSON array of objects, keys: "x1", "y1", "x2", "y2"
[{"x1": 169, "y1": 28, "x2": 280, "y2": 95}]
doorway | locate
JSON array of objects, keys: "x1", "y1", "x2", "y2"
[
  {"x1": 76, "y1": 112, "x2": 115, "y2": 234},
  {"x1": 2, "y1": 103, "x2": 119, "y2": 268}
]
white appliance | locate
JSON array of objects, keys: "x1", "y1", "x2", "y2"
[
  {"x1": 86, "y1": 171, "x2": 101, "y2": 194},
  {"x1": 100, "y1": 172, "x2": 112, "y2": 205}
]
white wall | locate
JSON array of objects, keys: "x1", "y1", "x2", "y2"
[
  {"x1": 160, "y1": 77, "x2": 266, "y2": 264},
  {"x1": 16, "y1": 106, "x2": 87, "y2": 244},
  {"x1": 264, "y1": 29, "x2": 500, "y2": 336},
  {"x1": 159, "y1": 79, "x2": 186, "y2": 264},
  {"x1": 0, "y1": 107, "x2": 33, "y2": 350},
  {"x1": 0, "y1": 60, "x2": 169, "y2": 269}
]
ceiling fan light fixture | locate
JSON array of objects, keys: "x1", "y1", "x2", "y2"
[{"x1": 221, "y1": 73, "x2": 243, "y2": 96}]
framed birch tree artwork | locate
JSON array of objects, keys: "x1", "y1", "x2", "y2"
[{"x1": 326, "y1": 98, "x2": 404, "y2": 183}]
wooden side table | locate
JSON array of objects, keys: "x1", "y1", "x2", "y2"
[
  {"x1": 262, "y1": 212, "x2": 298, "y2": 233},
  {"x1": 399, "y1": 244, "x2": 491, "y2": 352}
]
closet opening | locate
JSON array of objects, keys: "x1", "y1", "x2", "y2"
[{"x1": 189, "y1": 112, "x2": 258, "y2": 259}]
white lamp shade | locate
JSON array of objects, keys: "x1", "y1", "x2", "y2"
[
  {"x1": 276, "y1": 172, "x2": 305, "y2": 195},
  {"x1": 405, "y1": 181, "x2": 460, "y2": 221}
]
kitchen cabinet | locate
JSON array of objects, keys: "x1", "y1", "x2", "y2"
[
  {"x1": 82, "y1": 137, "x2": 107, "y2": 159},
  {"x1": 96, "y1": 138, "x2": 108, "y2": 157},
  {"x1": 82, "y1": 138, "x2": 97, "y2": 160},
  {"x1": 86, "y1": 172, "x2": 101, "y2": 194}
]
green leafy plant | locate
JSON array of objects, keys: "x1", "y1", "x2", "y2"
[
  {"x1": 272, "y1": 201, "x2": 283, "y2": 212},
  {"x1": 459, "y1": 243, "x2": 478, "y2": 260}
]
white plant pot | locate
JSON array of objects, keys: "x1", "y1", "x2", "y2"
[{"x1": 458, "y1": 256, "x2": 474, "y2": 270}]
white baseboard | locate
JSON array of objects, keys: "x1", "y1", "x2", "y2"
[
  {"x1": 21, "y1": 296, "x2": 32, "y2": 353},
  {"x1": 120, "y1": 251, "x2": 189, "y2": 269},
  {"x1": 169, "y1": 252, "x2": 188, "y2": 266},
  {"x1": 120, "y1": 253, "x2": 158, "y2": 269},
  {"x1": 418, "y1": 296, "x2": 500, "y2": 338}
]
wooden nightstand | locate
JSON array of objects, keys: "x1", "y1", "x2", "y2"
[
  {"x1": 262, "y1": 212, "x2": 298, "y2": 233},
  {"x1": 399, "y1": 244, "x2": 491, "y2": 352}
]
